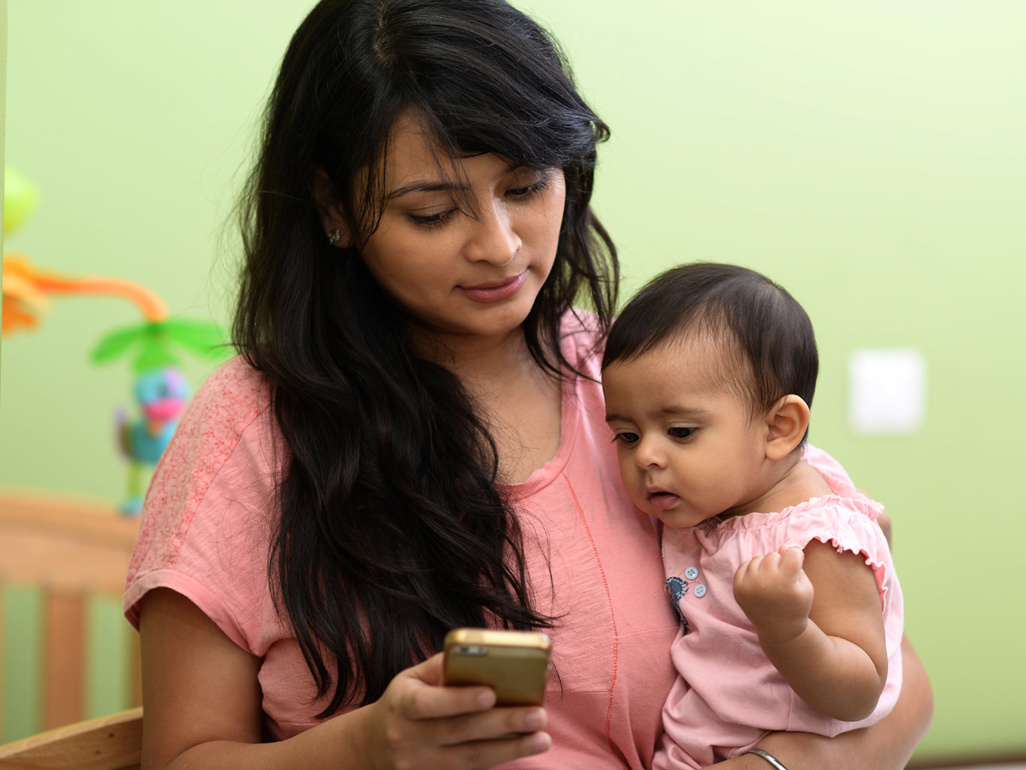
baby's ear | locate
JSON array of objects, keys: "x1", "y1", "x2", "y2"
[
  {"x1": 763, "y1": 395, "x2": 810, "y2": 461},
  {"x1": 310, "y1": 167, "x2": 352, "y2": 247}
]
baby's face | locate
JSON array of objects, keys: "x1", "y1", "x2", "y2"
[{"x1": 602, "y1": 337, "x2": 770, "y2": 526}]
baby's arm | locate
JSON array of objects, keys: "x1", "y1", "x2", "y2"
[{"x1": 733, "y1": 541, "x2": 888, "y2": 722}]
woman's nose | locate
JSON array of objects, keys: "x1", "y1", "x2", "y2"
[{"x1": 464, "y1": 199, "x2": 521, "y2": 265}]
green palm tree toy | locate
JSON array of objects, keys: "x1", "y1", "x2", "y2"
[{"x1": 92, "y1": 318, "x2": 229, "y2": 514}]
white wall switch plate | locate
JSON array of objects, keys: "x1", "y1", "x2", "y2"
[{"x1": 847, "y1": 349, "x2": 926, "y2": 435}]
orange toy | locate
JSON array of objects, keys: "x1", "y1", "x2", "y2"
[{"x1": 2, "y1": 255, "x2": 170, "y2": 334}]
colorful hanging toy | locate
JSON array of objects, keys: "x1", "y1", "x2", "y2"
[{"x1": 3, "y1": 166, "x2": 229, "y2": 513}]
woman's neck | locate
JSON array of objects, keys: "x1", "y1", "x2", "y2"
[
  {"x1": 416, "y1": 326, "x2": 563, "y2": 485},
  {"x1": 409, "y1": 322, "x2": 527, "y2": 375}
]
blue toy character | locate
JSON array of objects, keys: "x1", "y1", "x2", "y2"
[{"x1": 119, "y1": 366, "x2": 190, "y2": 514}]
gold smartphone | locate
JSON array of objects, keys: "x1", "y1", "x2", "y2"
[{"x1": 442, "y1": 628, "x2": 552, "y2": 706}]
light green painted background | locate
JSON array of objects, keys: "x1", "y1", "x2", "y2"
[{"x1": 2, "y1": 0, "x2": 1024, "y2": 762}]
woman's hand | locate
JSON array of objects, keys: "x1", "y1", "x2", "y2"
[
  {"x1": 140, "y1": 588, "x2": 550, "y2": 769},
  {"x1": 360, "y1": 653, "x2": 551, "y2": 770}
]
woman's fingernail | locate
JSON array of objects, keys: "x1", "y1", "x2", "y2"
[
  {"x1": 477, "y1": 690, "x2": 496, "y2": 708},
  {"x1": 524, "y1": 709, "x2": 545, "y2": 730},
  {"x1": 528, "y1": 732, "x2": 552, "y2": 753}
]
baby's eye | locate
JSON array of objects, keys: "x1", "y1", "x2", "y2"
[
  {"x1": 613, "y1": 431, "x2": 639, "y2": 446},
  {"x1": 668, "y1": 427, "x2": 695, "y2": 440}
]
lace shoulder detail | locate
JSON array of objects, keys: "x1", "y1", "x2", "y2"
[{"x1": 127, "y1": 357, "x2": 274, "y2": 578}]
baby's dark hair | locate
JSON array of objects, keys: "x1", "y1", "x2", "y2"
[{"x1": 603, "y1": 262, "x2": 818, "y2": 420}]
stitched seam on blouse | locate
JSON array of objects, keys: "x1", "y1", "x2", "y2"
[{"x1": 563, "y1": 470, "x2": 620, "y2": 751}]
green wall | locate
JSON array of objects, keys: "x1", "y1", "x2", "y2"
[{"x1": 2, "y1": 0, "x2": 1024, "y2": 762}]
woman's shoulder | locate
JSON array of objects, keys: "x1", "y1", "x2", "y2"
[
  {"x1": 125, "y1": 355, "x2": 280, "y2": 629},
  {"x1": 159, "y1": 355, "x2": 277, "y2": 497},
  {"x1": 801, "y1": 444, "x2": 859, "y2": 498},
  {"x1": 558, "y1": 308, "x2": 606, "y2": 376},
  {"x1": 192, "y1": 354, "x2": 272, "y2": 415},
  {"x1": 136, "y1": 355, "x2": 276, "y2": 539}
]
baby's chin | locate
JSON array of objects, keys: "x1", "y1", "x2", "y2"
[{"x1": 639, "y1": 501, "x2": 714, "y2": 529}]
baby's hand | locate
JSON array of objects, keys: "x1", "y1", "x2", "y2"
[{"x1": 734, "y1": 546, "x2": 814, "y2": 646}]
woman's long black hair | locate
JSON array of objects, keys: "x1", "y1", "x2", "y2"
[{"x1": 233, "y1": 0, "x2": 618, "y2": 716}]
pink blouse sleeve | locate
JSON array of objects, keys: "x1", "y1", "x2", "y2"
[{"x1": 123, "y1": 357, "x2": 286, "y2": 656}]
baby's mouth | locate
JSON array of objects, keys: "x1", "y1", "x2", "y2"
[{"x1": 646, "y1": 489, "x2": 681, "y2": 510}]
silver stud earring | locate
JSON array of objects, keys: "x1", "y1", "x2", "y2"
[{"x1": 327, "y1": 228, "x2": 341, "y2": 245}]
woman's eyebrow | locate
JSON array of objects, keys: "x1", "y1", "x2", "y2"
[
  {"x1": 386, "y1": 180, "x2": 465, "y2": 200},
  {"x1": 385, "y1": 161, "x2": 525, "y2": 200}
]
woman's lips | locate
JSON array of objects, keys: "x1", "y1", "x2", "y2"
[{"x1": 459, "y1": 271, "x2": 527, "y2": 303}]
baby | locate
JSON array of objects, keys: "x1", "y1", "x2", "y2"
[{"x1": 601, "y1": 262, "x2": 904, "y2": 769}]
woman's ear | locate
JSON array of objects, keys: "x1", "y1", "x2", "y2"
[
  {"x1": 310, "y1": 167, "x2": 352, "y2": 247},
  {"x1": 763, "y1": 395, "x2": 810, "y2": 461}
]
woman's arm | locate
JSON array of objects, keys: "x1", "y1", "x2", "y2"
[
  {"x1": 709, "y1": 634, "x2": 933, "y2": 770},
  {"x1": 139, "y1": 588, "x2": 551, "y2": 769}
]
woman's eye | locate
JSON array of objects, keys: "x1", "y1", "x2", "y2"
[
  {"x1": 507, "y1": 172, "x2": 550, "y2": 199},
  {"x1": 668, "y1": 427, "x2": 695, "y2": 440},
  {"x1": 408, "y1": 209, "x2": 457, "y2": 228}
]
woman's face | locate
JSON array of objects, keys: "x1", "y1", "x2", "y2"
[{"x1": 352, "y1": 114, "x2": 566, "y2": 347}]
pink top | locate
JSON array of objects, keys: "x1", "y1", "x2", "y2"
[
  {"x1": 653, "y1": 446, "x2": 904, "y2": 770},
  {"x1": 124, "y1": 313, "x2": 679, "y2": 768}
]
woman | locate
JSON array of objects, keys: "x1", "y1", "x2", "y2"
[{"x1": 126, "y1": 0, "x2": 932, "y2": 767}]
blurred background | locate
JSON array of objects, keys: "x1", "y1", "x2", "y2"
[{"x1": 1, "y1": 0, "x2": 1024, "y2": 764}]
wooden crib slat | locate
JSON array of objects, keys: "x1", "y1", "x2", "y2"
[
  {"x1": 0, "y1": 489, "x2": 140, "y2": 735},
  {"x1": 43, "y1": 591, "x2": 87, "y2": 730}
]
